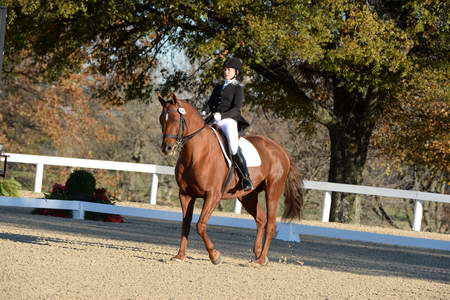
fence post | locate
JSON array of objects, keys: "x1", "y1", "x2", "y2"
[
  {"x1": 276, "y1": 223, "x2": 301, "y2": 242},
  {"x1": 321, "y1": 191, "x2": 332, "y2": 222},
  {"x1": 413, "y1": 199, "x2": 424, "y2": 232},
  {"x1": 234, "y1": 199, "x2": 242, "y2": 214},
  {"x1": 34, "y1": 163, "x2": 44, "y2": 193},
  {"x1": 149, "y1": 173, "x2": 158, "y2": 205},
  {"x1": 72, "y1": 201, "x2": 85, "y2": 220}
]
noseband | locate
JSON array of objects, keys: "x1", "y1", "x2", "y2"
[{"x1": 162, "y1": 105, "x2": 207, "y2": 149}]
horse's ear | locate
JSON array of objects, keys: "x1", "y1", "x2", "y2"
[
  {"x1": 171, "y1": 93, "x2": 179, "y2": 104},
  {"x1": 157, "y1": 93, "x2": 166, "y2": 106}
]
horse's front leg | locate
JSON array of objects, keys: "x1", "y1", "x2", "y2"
[
  {"x1": 171, "y1": 193, "x2": 196, "y2": 261},
  {"x1": 197, "y1": 191, "x2": 222, "y2": 264}
]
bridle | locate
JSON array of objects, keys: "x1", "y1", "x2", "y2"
[{"x1": 162, "y1": 104, "x2": 207, "y2": 150}]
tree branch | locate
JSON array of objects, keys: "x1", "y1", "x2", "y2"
[{"x1": 251, "y1": 62, "x2": 334, "y2": 125}]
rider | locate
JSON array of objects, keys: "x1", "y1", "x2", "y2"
[{"x1": 202, "y1": 57, "x2": 253, "y2": 191}]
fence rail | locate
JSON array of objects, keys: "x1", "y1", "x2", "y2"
[
  {"x1": 1, "y1": 196, "x2": 449, "y2": 252},
  {"x1": 5, "y1": 153, "x2": 172, "y2": 205},
  {"x1": 3, "y1": 153, "x2": 450, "y2": 233}
]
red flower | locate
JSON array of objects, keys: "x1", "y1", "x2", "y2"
[
  {"x1": 38, "y1": 208, "x2": 70, "y2": 218},
  {"x1": 94, "y1": 188, "x2": 110, "y2": 204},
  {"x1": 105, "y1": 215, "x2": 124, "y2": 223},
  {"x1": 95, "y1": 188, "x2": 107, "y2": 195},
  {"x1": 52, "y1": 183, "x2": 66, "y2": 193},
  {"x1": 42, "y1": 183, "x2": 122, "y2": 222}
]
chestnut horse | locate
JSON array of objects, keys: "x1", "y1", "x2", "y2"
[{"x1": 158, "y1": 94, "x2": 303, "y2": 265}]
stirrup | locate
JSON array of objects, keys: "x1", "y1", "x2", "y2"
[{"x1": 242, "y1": 177, "x2": 253, "y2": 191}]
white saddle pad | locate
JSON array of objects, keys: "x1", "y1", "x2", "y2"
[
  {"x1": 238, "y1": 138, "x2": 262, "y2": 167},
  {"x1": 211, "y1": 128, "x2": 262, "y2": 168}
]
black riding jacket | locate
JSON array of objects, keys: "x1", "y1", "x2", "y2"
[{"x1": 204, "y1": 82, "x2": 250, "y2": 132}]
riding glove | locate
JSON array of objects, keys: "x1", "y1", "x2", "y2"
[{"x1": 213, "y1": 112, "x2": 222, "y2": 121}]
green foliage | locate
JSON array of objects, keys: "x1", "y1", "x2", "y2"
[
  {"x1": 4, "y1": 0, "x2": 447, "y2": 117},
  {"x1": 2, "y1": 0, "x2": 162, "y2": 101},
  {"x1": 0, "y1": 178, "x2": 21, "y2": 197},
  {"x1": 373, "y1": 62, "x2": 450, "y2": 173},
  {"x1": 3, "y1": 0, "x2": 448, "y2": 222},
  {"x1": 65, "y1": 170, "x2": 96, "y2": 196}
]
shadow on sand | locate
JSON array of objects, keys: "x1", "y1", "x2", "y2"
[{"x1": 1, "y1": 206, "x2": 449, "y2": 282}]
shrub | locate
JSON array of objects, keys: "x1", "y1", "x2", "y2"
[
  {"x1": 65, "y1": 170, "x2": 96, "y2": 197},
  {"x1": 32, "y1": 170, "x2": 123, "y2": 222},
  {"x1": 0, "y1": 178, "x2": 22, "y2": 197}
]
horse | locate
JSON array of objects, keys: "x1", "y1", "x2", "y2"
[{"x1": 158, "y1": 94, "x2": 304, "y2": 265}]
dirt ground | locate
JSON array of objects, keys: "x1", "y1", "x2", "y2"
[{"x1": 1, "y1": 205, "x2": 450, "y2": 300}]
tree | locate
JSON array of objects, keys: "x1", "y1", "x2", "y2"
[
  {"x1": 372, "y1": 63, "x2": 449, "y2": 232},
  {"x1": 0, "y1": 52, "x2": 118, "y2": 190},
  {"x1": 0, "y1": 55, "x2": 114, "y2": 156},
  {"x1": 373, "y1": 66, "x2": 449, "y2": 177},
  {"x1": 2, "y1": 0, "x2": 448, "y2": 222}
]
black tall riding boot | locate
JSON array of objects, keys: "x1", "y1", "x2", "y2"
[{"x1": 232, "y1": 148, "x2": 254, "y2": 191}]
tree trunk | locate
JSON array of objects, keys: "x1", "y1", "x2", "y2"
[
  {"x1": 412, "y1": 166, "x2": 448, "y2": 232},
  {"x1": 327, "y1": 88, "x2": 376, "y2": 223}
]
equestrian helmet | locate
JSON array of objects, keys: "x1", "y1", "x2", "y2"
[{"x1": 224, "y1": 57, "x2": 242, "y2": 72}]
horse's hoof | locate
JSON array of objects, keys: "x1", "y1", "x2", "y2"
[
  {"x1": 249, "y1": 256, "x2": 269, "y2": 267},
  {"x1": 170, "y1": 256, "x2": 185, "y2": 262},
  {"x1": 211, "y1": 251, "x2": 223, "y2": 265}
]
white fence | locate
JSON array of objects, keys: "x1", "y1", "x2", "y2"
[
  {"x1": 1, "y1": 196, "x2": 449, "y2": 251},
  {"x1": 5, "y1": 153, "x2": 173, "y2": 205},
  {"x1": 1, "y1": 153, "x2": 450, "y2": 239}
]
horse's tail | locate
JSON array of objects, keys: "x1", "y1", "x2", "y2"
[{"x1": 282, "y1": 157, "x2": 304, "y2": 221}]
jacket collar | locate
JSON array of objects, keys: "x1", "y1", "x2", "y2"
[{"x1": 221, "y1": 79, "x2": 238, "y2": 91}]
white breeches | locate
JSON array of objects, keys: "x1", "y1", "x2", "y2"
[{"x1": 215, "y1": 118, "x2": 239, "y2": 155}]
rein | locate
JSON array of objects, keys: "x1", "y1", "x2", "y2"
[
  {"x1": 162, "y1": 106, "x2": 207, "y2": 149},
  {"x1": 163, "y1": 105, "x2": 233, "y2": 195}
]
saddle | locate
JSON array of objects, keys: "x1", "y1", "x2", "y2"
[
  {"x1": 210, "y1": 125, "x2": 261, "y2": 193},
  {"x1": 211, "y1": 125, "x2": 232, "y2": 165},
  {"x1": 210, "y1": 126, "x2": 239, "y2": 193}
]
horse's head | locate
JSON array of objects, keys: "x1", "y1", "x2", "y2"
[{"x1": 158, "y1": 93, "x2": 204, "y2": 155}]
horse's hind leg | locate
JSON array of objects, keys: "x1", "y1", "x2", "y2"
[
  {"x1": 255, "y1": 181, "x2": 284, "y2": 265},
  {"x1": 172, "y1": 194, "x2": 196, "y2": 261},
  {"x1": 240, "y1": 188, "x2": 266, "y2": 259},
  {"x1": 197, "y1": 192, "x2": 222, "y2": 264}
]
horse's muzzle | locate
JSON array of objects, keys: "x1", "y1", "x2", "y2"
[{"x1": 161, "y1": 143, "x2": 174, "y2": 155}]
